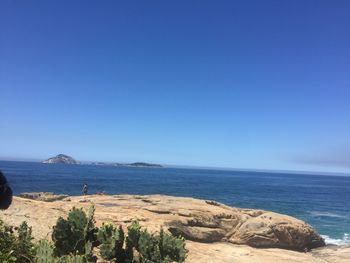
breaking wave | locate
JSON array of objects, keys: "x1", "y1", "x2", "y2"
[{"x1": 321, "y1": 233, "x2": 350, "y2": 246}]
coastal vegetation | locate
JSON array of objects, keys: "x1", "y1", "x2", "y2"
[
  {"x1": 0, "y1": 206, "x2": 186, "y2": 263},
  {"x1": 0, "y1": 220, "x2": 35, "y2": 263},
  {"x1": 3, "y1": 194, "x2": 349, "y2": 262}
]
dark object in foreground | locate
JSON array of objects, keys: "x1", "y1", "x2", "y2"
[{"x1": 0, "y1": 171, "x2": 12, "y2": 210}]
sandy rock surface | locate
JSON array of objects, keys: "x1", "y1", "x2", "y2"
[
  {"x1": 0, "y1": 195, "x2": 348, "y2": 262},
  {"x1": 19, "y1": 192, "x2": 68, "y2": 202}
]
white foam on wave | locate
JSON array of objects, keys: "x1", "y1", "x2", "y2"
[
  {"x1": 309, "y1": 211, "x2": 347, "y2": 218},
  {"x1": 321, "y1": 233, "x2": 350, "y2": 246}
]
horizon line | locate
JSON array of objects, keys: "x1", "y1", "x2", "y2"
[{"x1": 0, "y1": 157, "x2": 349, "y2": 177}]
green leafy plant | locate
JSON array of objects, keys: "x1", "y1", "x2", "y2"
[
  {"x1": 98, "y1": 221, "x2": 186, "y2": 263},
  {"x1": 0, "y1": 219, "x2": 35, "y2": 263},
  {"x1": 97, "y1": 223, "x2": 128, "y2": 262},
  {"x1": 52, "y1": 206, "x2": 97, "y2": 261},
  {"x1": 35, "y1": 239, "x2": 88, "y2": 263},
  {"x1": 56, "y1": 255, "x2": 87, "y2": 263},
  {"x1": 126, "y1": 220, "x2": 141, "y2": 261},
  {"x1": 2, "y1": 206, "x2": 186, "y2": 263},
  {"x1": 159, "y1": 227, "x2": 186, "y2": 263},
  {"x1": 0, "y1": 251, "x2": 17, "y2": 263},
  {"x1": 138, "y1": 229, "x2": 162, "y2": 262},
  {"x1": 36, "y1": 240, "x2": 55, "y2": 263}
]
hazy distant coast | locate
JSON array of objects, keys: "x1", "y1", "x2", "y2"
[{"x1": 42, "y1": 154, "x2": 163, "y2": 168}]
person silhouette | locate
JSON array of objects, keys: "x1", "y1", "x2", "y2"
[
  {"x1": 83, "y1": 183, "x2": 88, "y2": 195},
  {"x1": 0, "y1": 171, "x2": 12, "y2": 210}
]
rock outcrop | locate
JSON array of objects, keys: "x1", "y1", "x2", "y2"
[
  {"x1": 7, "y1": 194, "x2": 324, "y2": 252},
  {"x1": 4, "y1": 194, "x2": 350, "y2": 262},
  {"x1": 167, "y1": 209, "x2": 325, "y2": 250},
  {"x1": 19, "y1": 192, "x2": 68, "y2": 202},
  {"x1": 141, "y1": 198, "x2": 324, "y2": 251},
  {"x1": 43, "y1": 154, "x2": 78, "y2": 164}
]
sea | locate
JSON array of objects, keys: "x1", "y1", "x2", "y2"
[{"x1": 1, "y1": 160, "x2": 349, "y2": 246}]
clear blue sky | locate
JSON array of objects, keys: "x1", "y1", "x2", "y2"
[{"x1": 1, "y1": 1, "x2": 349, "y2": 173}]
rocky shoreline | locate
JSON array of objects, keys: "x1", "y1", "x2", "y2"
[{"x1": 1, "y1": 194, "x2": 349, "y2": 262}]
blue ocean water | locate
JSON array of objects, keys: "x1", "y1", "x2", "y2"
[{"x1": 1, "y1": 161, "x2": 349, "y2": 246}]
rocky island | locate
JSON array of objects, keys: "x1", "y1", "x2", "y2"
[
  {"x1": 42, "y1": 154, "x2": 162, "y2": 167},
  {"x1": 1, "y1": 194, "x2": 349, "y2": 262},
  {"x1": 90, "y1": 161, "x2": 163, "y2": 168},
  {"x1": 127, "y1": 162, "x2": 163, "y2": 168},
  {"x1": 43, "y1": 154, "x2": 79, "y2": 164}
]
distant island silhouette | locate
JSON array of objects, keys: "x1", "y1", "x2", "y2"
[
  {"x1": 43, "y1": 154, "x2": 79, "y2": 164},
  {"x1": 43, "y1": 154, "x2": 162, "y2": 168},
  {"x1": 91, "y1": 161, "x2": 162, "y2": 168}
]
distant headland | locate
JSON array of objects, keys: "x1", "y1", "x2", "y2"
[
  {"x1": 91, "y1": 161, "x2": 163, "y2": 168},
  {"x1": 43, "y1": 154, "x2": 79, "y2": 164},
  {"x1": 42, "y1": 154, "x2": 163, "y2": 168}
]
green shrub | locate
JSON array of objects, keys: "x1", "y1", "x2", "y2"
[
  {"x1": 35, "y1": 239, "x2": 88, "y2": 263},
  {"x1": 2, "y1": 206, "x2": 186, "y2": 263},
  {"x1": 56, "y1": 254, "x2": 87, "y2": 263},
  {"x1": 126, "y1": 220, "x2": 141, "y2": 261},
  {"x1": 97, "y1": 223, "x2": 127, "y2": 262},
  {"x1": 159, "y1": 227, "x2": 186, "y2": 263},
  {"x1": 97, "y1": 223, "x2": 119, "y2": 260},
  {"x1": 98, "y1": 220, "x2": 186, "y2": 263},
  {"x1": 138, "y1": 229, "x2": 162, "y2": 262},
  {"x1": 52, "y1": 206, "x2": 97, "y2": 260},
  {"x1": 36, "y1": 240, "x2": 55, "y2": 263},
  {"x1": 0, "y1": 220, "x2": 35, "y2": 263}
]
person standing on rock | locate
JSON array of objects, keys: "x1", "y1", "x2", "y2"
[
  {"x1": 83, "y1": 183, "x2": 88, "y2": 195},
  {"x1": 0, "y1": 171, "x2": 12, "y2": 210}
]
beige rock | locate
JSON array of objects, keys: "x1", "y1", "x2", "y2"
[
  {"x1": 0, "y1": 194, "x2": 347, "y2": 263},
  {"x1": 19, "y1": 192, "x2": 69, "y2": 202},
  {"x1": 186, "y1": 242, "x2": 350, "y2": 263},
  {"x1": 311, "y1": 246, "x2": 350, "y2": 263},
  {"x1": 227, "y1": 211, "x2": 325, "y2": 250}
]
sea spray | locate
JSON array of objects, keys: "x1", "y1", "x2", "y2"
[{"x1": 321, "y1": 233, "x2": 350, "y2": 246}]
